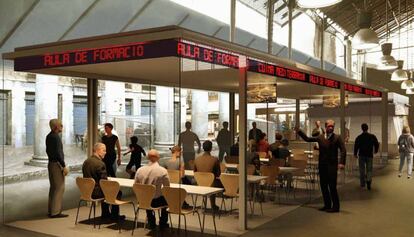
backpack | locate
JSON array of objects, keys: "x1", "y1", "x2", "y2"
[{"x1": 399, "y1": 136, "x2": 410, "y2": 153}]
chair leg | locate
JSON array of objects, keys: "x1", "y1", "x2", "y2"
[
  {"x1": 88, "y1": 202, "x2": 93, "y2": 220},
  {"x1": 230, "y1": 198, "x2": 234, "y2": 215},
  {"x1": 132, "y1": 208, "x2": 139, "y2": 236},
  {"x1": 75, "y1": 200, "x2": 82, "y2": 225},
  {"x1": 93, "y1": 202, "x2": 96, "y2": 228},
  {"x1": 183, "y1": 215, "x2": 187, "y2": 232},
  {"x1": 168, "y1": 213, "x2": 173, "y2": 230},
  {"x1": 195, "y1": 210, "x2": 203, "y2": 233}
]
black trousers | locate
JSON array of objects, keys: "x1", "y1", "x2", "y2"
[
  {"x1": 94, "y1": 190, "x2": 122, "y2": 218},
  {"x1": 319, "y1": 164, "x2": 340, "y2": 210},
  {"x1": 146, "y1": 196, "x2": 168, "y2": 225},
  {"x1": 104, "y1": 154, "x2": 116, "y2": 177}
]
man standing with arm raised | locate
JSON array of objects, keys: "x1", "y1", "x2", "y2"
[{"x1": 295, "y1": 119, "x2": 346, "y2": 213}]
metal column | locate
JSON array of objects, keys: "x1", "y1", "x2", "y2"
[
  {"x1": 230, "y1": 92, "x2": 236, "y2": 145},
  {"x1": 295, "y1": 99, "x2": 300, "y2": 140},
  {"x1": 340, "y1": 82, "x2": 346, "y2": 139},
  {"x1": 230, "y1": 0, "x2": 236, "y2": 43},
  {"x1": 381, "y1": 91, "x2": 388, "y2": 162},
  {"x1": 238, "y1": 62, "x2": 247, "y2": 230},
  {"x1": 288, "y1": 0, "x2": 294, "y2": 59},
  {"x1": 320, "y1": 17, "x2": 325, "y2": 70},
  {"x1": 267, "y1": 0, "x2": 274, "y2": 54},
  {"x1": 87, "y1": 78, "x2": 98, "y2": 158}
]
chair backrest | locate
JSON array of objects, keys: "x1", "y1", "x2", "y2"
[
  {"x1": 291, "y1": 149, "x2": 305, "y2": 155},
  {"x1": 289, "y1": 159, "x2": 307, "y2": 176},
  {"x1": 132, "y1": 183, "x2": 155, "y2": 210},
  {"x1": 188, "y1": 159, "x2": 195, "y2": 170},
  {"x1": 220, "y1": 173, "x2": 239, "y2": 197},
  {"x1": 237, "y1": 164, "x2": 256, "y2": 175},
  {"x1": 194, "y1": 172, "x2": 215, "y2": 187},
  {"x1": 220, "y1": 163, "x2": 226, "y2": 173},
  {"x1": 257, "y1": 152, "x2": 268, "y2": 158},
  {"x1": 76, "y1": 177, "x2": 95, "y2": 201},
  {"x1": 292, "y1": 153, "x2": 308, "y2": 161},
  {"x1": 99, "y1": 180, "x2": 120, "y2": 204},
  {"x1": 269, "y1": 158, "x2": 286, "y2": 167},
  {"x1": 260, "y1": 165, "x2": 279, "y2": 185},
  {"x1": 225, "y1": 155, "x2": 239, "y2": 164},
  {"x1": 162, "y1": 186, "x2": 187, "y2": 214},
  {"x1": 167, "y1": 169, "x2": 181, "y2": 184}
]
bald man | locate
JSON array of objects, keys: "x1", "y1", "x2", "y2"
[
  {"x1": 83, "y1": 143, "x2": 124, "y2": 221},
  {"x1": 295, "y1": 120, "x2": 346, "y2": 213},
  {"x1": 135, "y1": 149, "x2": 170, "y2": 230}
]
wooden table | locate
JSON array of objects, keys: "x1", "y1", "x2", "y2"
[
  {"x1": 225, "y1": 163, "x2": 238, "y2": 169},
  {"x1": 108, "y1": 177, "x2": 223, "y2": 234},
  {"x1": 304, "y1": 150, "x2": 313, "y2": 154},
  {"x1": 184, "y1": 170, "x2": 267, "y2": 183},
  {"x1": 278, "y1": 167, "x2": 299, "y2": 174}
]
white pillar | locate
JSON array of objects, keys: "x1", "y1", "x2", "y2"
[
  {"x1": 30, "y1": 74, "x2": 58, "y2": 165},
  {"x1": 155, "y1": 86, "x2": 174, "y2": 146},
  {"x1": 11, "y1": 82, "x2": 25, "y2": 147},
  {"x1": 61, "y1": 85, "x2": 73, "y2": 144},
  {"x1": 191, "y1": 90, "x2": 209, "y2": 140},
  {"x1": 247, "y1": 104, "x2": 256, "y2": 120},
  {"x1": 133, "y1": 97, "x2": 141, "y2": 116},
  {"x1": 180, "y1": 89, "x2": 188, "y2": 132},
  {"x1": 104, "y1": 81, "x2": 126, "y2": 146},
  {"x1": 219, "y1": 92, "x2": 230, "y2": 125}
]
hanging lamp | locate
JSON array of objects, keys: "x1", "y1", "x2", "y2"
[
  {"x1": 392, "y1": 61, "x2": 409, "y2": 81},
  {"x1": 377, "y1": 0, "x2": 398, "y2": 70},
  {"x1": 353, "y1": 10, "x2": 379, "y2": 50},
  {"x1": 296, "y1": 0, "x2": 342, "y2": 8}
]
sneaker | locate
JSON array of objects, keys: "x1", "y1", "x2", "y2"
[
  {"x1": 318, "y1": 206, "x2": 330, "y2": 211},
  {"x1": 326, "y1": 208, "x2": 340, "y2": 213},
  {"x1": 398, "y1": 173, "x2": 402, "y2": 178},
  {"x1": 408, "y1": 176, "x2": 411, "y2": 179}
]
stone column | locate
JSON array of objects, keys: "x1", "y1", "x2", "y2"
[
  {"x1": 155, "y1": 86, "x2": 174, "y2": 146},
  {"x1": 345, "y1": 39, "x2": 353, "y2": 78},
  {"x1": 61, "y1": 85, "x2": 74, "y2": 144},
  {"x1": 29, "y1": 74, "x2": 59, "y2": 166},
  {"x1": 180, "y1": 89, "x2": 188, "y2": 132},
  {"x1": 219, "y1": 92, "x2": 230, "y2": 125},
  {"x1": 104, "y1": 81, "x2": 126, "y2": 146},
  {"x1": 11, "y1": 81, "x2": 25, "y2": 147},
  {"x1": 191, "y1": 90, "x2": 209, "y2": 140}
]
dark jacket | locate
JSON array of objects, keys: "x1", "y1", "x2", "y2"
[
  {"x1": 82, "y1": 155, "x2": 108, "y2": 198},
  {"x1": 354, "y1": 132, "x2": 379, "y2": 157},
  {"x1": 248, "y1": 128, "x2": 263, "y2": 142},
  {"x1": 298, "y1": 130, "x2": 346, "y2": 166},
  {"x1": 46, "y1": 131, "x2": 65, "y2": 168}
]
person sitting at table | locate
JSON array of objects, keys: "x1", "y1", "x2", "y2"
[
  {"x1": 270, "y1": 139, "x2": 290, "y2": 163},
  {"x1": 230, "y1": 136, "x2": 239, "y2": 156},
  {"x1": 194, "y1": 140, "x2": 222, "y2": 210},
  {"x1": 269, "y1": 132, "x2": 283, "y2": 154},
  {"x1": 257, "y1": 133, "x2": 270, "y2": 155},
  {"x1": 82, "y1": 143, "x2": 125, "y2": 221},
  {"x1": 135, "y1": 149, "x2": 170, "y2": 230},
  {"x1": 247, "y1": 140, "x2": 261, "y2": 174}
]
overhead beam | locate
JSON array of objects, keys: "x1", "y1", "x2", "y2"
[
  {"x1": 119, "y1": 0, "x2": 153, "y2": 32},
  {"x1": 0, "y1": 0, "x2": 40, "y2": 48}
]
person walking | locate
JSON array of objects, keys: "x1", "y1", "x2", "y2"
[
  {"x1": 295, "y1": 119, "x2": 346, "y2": 213},
  {"x1": 216, "y1": 121, "x2": 231, "y2": 163},
  {"x1": 46, "y1": 119, "x2": 69, "y2": 218},
  {"x1": 124, "y1": 136, "x2": 146, "y2": 179},
  {"x1": 178, "y1": 121, "x2": 201, "y2": 169},
  {"x1": 397, "y1": 126, "x2": 414, "y2": 179},
  {"x1": 101, "y1": 123, "x2": 122, "y2": 177},
  {"x1": 353, "y1": 123, "x2": 379, "y2": 190}
]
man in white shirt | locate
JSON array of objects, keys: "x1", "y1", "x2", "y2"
[{"x1": 135, "y1": 149, "x2": 170, "y2": 230}]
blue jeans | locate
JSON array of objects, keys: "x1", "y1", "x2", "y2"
[
  {"x1": 358, "y1": 156, "x2": 373, "y2": 186},
  {"x1": 399, "y1": 152, "x2": 413, "y2": 176}
]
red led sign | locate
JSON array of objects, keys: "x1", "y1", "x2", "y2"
[
  {"x1": 344, "y1": 83, "x2": 382, "y2": 97},
  {"x1": 247, "y1": 59, "x2": 340, "y2": 89},
  {"x1": 176, "y1": 42, "x2": 239, "y2": 68},
  {"x1": 14, "y1": 39, "x2": 239, "y2": 71}
]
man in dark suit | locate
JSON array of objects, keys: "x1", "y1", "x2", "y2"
[
  {"x1": 295, "y1": 119, "x2": 346, "y2": 213},
  {"x1": 46, "y1": 119, "x2": 69, "y2": 218},
  {"x1": 82, "y1": 142, "x2": 124, "y2": 220},
  {"x1": 248, "y1": 122, "x2": 263, "y2": 142}
]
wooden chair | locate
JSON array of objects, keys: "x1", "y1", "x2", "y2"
[
  {"x1": 220, "y1": 162, "x2": 226, "y2": 173},
  {"x1": 194, "y1": 172, "x2": 215, "y2": 187},
  {"x1": 236, "y1": 164, "x2": 256, "y2": 175},
  {"x1": 162, "y1": 187, "x2": 202, "y2": 233},
  {"x1": 75, "y1": 177, "x2": 104, "y2": 228},
  {"x1": 219, "y1": 174, "x2": 239, "y2": 215},
  {"x1": 167, "y1": 169, "x2": 181, "y2": 184},
  {"x1": 257, "y1": 152, "x2": 268, "y2": 158},
  {"x1": 99, "y1": 180, "x2": 135, "y2": 233},
  {"x1": 260, "y1": 165, "x2": 281, "y2": 203},
  {"x1": 289, "y1": 159, "x2": 310, "y2": 199},
  {"x1": 225, "y1": 155, "x2": 239, "y2": 164},
  {"x1": 269, "y1": 158, "x2": 286, "y2": 167},
  {"x1": 132, "y1": 184, "x2": 167, "y2": 235},
  {"x1": 292, "y1": 153, "x2": 308, "y2": 161}
]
